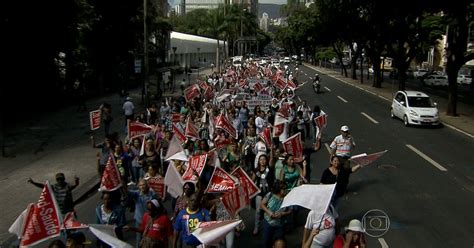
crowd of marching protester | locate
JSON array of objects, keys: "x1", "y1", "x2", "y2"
[{"x1": 21, "y1": 62, "x2": 368, "y2": 248}]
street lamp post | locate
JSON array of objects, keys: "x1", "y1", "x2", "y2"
[
  {"x1": 172, "y1": 46, "x2": 177, "y2": 92},
  {"x1": 142, "y1": 0, "x2": 148, "y2": 104}
]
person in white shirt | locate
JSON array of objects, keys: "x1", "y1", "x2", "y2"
[
  {"x1": 123, "y1": 96, "x2": 135, "y2": 126},
  {"x1": 297, "y1": 101, "x2": 312, "y2": 139},
  {"x1": 302, "y1": 205, "x2": 338, "y2": 248},
  {"x1": 255, "y1": 111, "x2": 266, "y2": 135},
  {"x1": 329, "y1": 125, "x2": 356, "y2": 169}
]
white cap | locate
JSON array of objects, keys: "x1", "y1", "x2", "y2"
[
  {"x1": 341, "y1": 125, "x2": 349, "y2": 132},
  {"x1": 148, "y1": 199, "x2": 160, "y2": 208},
  {"x1": 345, "y1": 219, "x2": 364, "y2": 232}
]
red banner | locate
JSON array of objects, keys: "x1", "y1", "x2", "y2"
[
  {"x1": 283, "y1": 133, "x2": 304, "y2": 163},
  {"x1": 215, "y1": 114, "x2": 237, "y2": 139},
  {"x1": 21, "y1": 182, "x2": 62, "y2": 247},
  {"x1": 350, "y1": 150, "x2": 388, "y2": 167},
  {"x1": 182, "y1": 154, "x2": 208, "y2": 181},
  {"x1": 100, "y1": 155, "x2": 122, "y2": 191},
  {"x1": 185, "y1": 118, "x2": 200, "y2": 140},
  {"x1": 172, "y1": 113, "x2": 181, "y2": 123},
  {"x1": 63, "y1": 212, "x2": 88, "y2": 230},
  {"x1": 184, "y1": 84, "x2": 201, "y2": 102},
  {"x1": 259, "y1": 127, "x2": 272, "y2": 146},
  {"x1": 128, "y1": 121, "x2": 153, "y2": 139},
  {"x1": 287, "y1": 79, "x2": 297, "y2": 89},
  {"x1": 172, "y1": 123, "x2": 187, "y2": 143},
  {"x1": 314, "y1": 114, "x2": 327, "y2": 129},
  {"x1": 206, "y1": 167, "x2": 237, "y2": 193},
  {"x1": 254, "y1": 82, "x2": 264, "y2": 93},
  {"x1": 275, "y1": 78, "x2": 286, "y2": 90},
  {"x1": 89, "y1": 109, "x2": 101, "y2": 131},
  {"x1": 214, "y1": 138, "x2": 231, "y2": 150},
  {"x1": 147, "y1": 176, "x2": 166, "y2": 199},
  {"x1": 231, "y1": 167, "x2": 260, "y2": 199},
  {"x1": 203, "y1": 87, "x2": 214, "y2": 100},
  {"x1": 221, "y1": 185, "x2": 249, "y2": 218},
  {"x1": 239, "y1": 78, "x2": 247, "y2": 88},
  {"x1": 198, "y1": 80, "x2": 209, "y2": 91}
]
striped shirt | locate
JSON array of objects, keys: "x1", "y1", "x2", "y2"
[{"x1": 329, "y1": 135, "x2": 356, "y2": 157}]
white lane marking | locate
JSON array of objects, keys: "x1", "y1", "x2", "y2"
[
  {"x1": 324, "y1": 143, "x2": 331, "y2": 154},
  {"x1": 309, "y1": 77, "x2": 313, "y2": 80},
  {"x1": 324, "y1": 87, "x2": 331, "y2": 92},
  {"x1": 378, "y1": 238, "x2": 389, "y2": 248},
  {"x1": 378, "y1": 95, "x2": 390, "y2": 101},
  {"x1": 406, "y1": 144, "x2": 448, "y2": 171},
  {"x1": 361, "y1": 112, "x2": 379, "y2": 124},
  {"x1": 337, "y1": 96, "x2": 348, "y2": 103}
]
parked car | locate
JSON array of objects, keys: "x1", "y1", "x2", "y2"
[
  {"x1": 423, "y1": 75, "x2": 448, "y2": 87},
  {"x1": 457, "y1": 75, "x2": 472, "y2": 86},
  {"x1": 390, "y1": 90, "x2": 440, "y2": 126},
  {"x1": 284, "y1": 57, "x2": 291, "y2": 64},
  {"x1": 414, "y1": 69, "x2": 429, "y2": 79}
]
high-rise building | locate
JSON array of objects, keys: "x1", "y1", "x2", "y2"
[{"x1": 259, "y1": 12, "x2": 269, "y2": 32}]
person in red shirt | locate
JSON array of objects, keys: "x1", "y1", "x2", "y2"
[
  {"x1": 333, "y1": 219, "x2": 367, "y2": 248},
  {"x1": 128, "y1": 199, "x2": 172, "y2": 248}
]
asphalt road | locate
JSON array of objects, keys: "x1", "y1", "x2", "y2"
[{"x1": 294, "y1": 64, "x2": 474, "y2": 247}]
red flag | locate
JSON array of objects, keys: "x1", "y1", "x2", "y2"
[
  {"x1": 172, "y1": 123, "x2": 187, "y2": 143},
  {"x1": 231, "y1": 167, "x2": 260, "y2": 199},
  {"x1": 314, "y1": 114, "x2": 328, "y2": 129},
  {"x1": 128, "y1": 121, "x2": 153, "y2": 139},
  {"x1": 182, "y1": 154, "x2": 208, "y2": 181},
  {"x1": 206, "y1": 167, "x2": 237, "y2": 193},
  {"x1": 89, "y1": 109, "x2": 101, "y2": 130},
  {"x1": 287, "y1": 79, "x2": 297, "y2": 89},
  {"x1": 214, "y1": 138, "x2": 231, "y2": 150},
  {"x1": 203, "y1": 87, "x2": 214, "y2": 100},
  {"x1": 147, "y1": 176, "x2": 166, "y2": 199},
  {"x1": 221, "y1": 186, "x2": 249, "y2": 218},
  {"x1": 198, "y1": 80, "x2": 209, "y2": 91},
  {"x1": 283, "y1": 133, "x2": 304, "y2": 163},
  {"x1": 100, "y1": 155, "x2": 122, "y2": 191},
  {"x1": 21, "y1": 181, "x2": 62, "y2": 247},
  {"x1": 239, "y1": 78, "x2": 247, "y2": 88},
  {"x1": 184, "y1": 84, "x2": 201, "y2": 102},
  {"x1": 185, "y1": 117, "x2": 200, "y2": 140},
  {"x1": 275, "y1": 78, "x2": 286, "y2": 90},
  {"x1": 254, "y1": 82, "x2": 264, "y2": 93},
  {"x1": 350, "y1": 150, "x2": 388, "y2": 167},
  {"x1": 259, "y1": 127, "x2": 272, "y2": 146},
  {"x1": 215, "y1": 114, "x2": 237, "y2": 139},
  {"x1": 172, "y1": 113, "x2": 181, "y2": 123},
  {"x1": 63, "y1": 212, "x2": 89, "y2": 230},
  {"x1": 278, "y1": 104, "x2": 291, "y2": 119}
]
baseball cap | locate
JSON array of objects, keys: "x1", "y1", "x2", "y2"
[
  {"x1": 341, "y1": 125, "x2": 349, "y2": 132},
  {"x1": 345, "y1": 219, "x2": 364, "y2": 232},
  {"x1": 148, "y1": 199, "x2": 160, "y2": 208}
]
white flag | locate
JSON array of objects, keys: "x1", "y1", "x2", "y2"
[
  {"x1": 164, "y1": 135, "x2": 184, "y2": 160},
  {"x1": 192, "y1": 220, "x2": 242, "y2": 245},
  {"x1": 280, "y1": 184, "x2": 336, "y2": 217},
  {"x1": 165, "y1": 151, "x2": 188, "y2": 162},
  {"x1": 164, "y1": 163, "x2": 184, "y2": 198},
  {"x1": 89, "y1": 224, "x2": 133, "y2": 248},
  {"x1": 8, "y1": 207, "x2": 28, "y2": 238}
]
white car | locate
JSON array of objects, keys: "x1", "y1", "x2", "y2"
[
  {"x1": 391, "y1": 91, "x2": 440, "y2": 126},
  {"x1": 423, "y1": 75, "x2": 448, "y2": 87},
  {"x1": 457, "y1": 75, "x2": 472, "y2": 85},
  {"x1": 414, "y1": 69, "x2": 429, "y2": 78},
  {"x1": 284, "y1": 57, "x2": 291, "y2": 64}
]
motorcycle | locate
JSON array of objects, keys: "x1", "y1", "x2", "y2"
[{"x1": 312, "y1": 78, "x2": 321, "y2": 93}]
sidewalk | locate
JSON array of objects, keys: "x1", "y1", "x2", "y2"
[
  {"x1": 0, "y1": 67, "x2": 215, "y2": 246},
  {"x1": 304, "y1": 63, "x2": 474, "y2": 138}
]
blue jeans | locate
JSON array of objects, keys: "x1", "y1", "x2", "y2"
[{"x1": 263, "y1": 220, "x2": 284, "y2": 248}]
